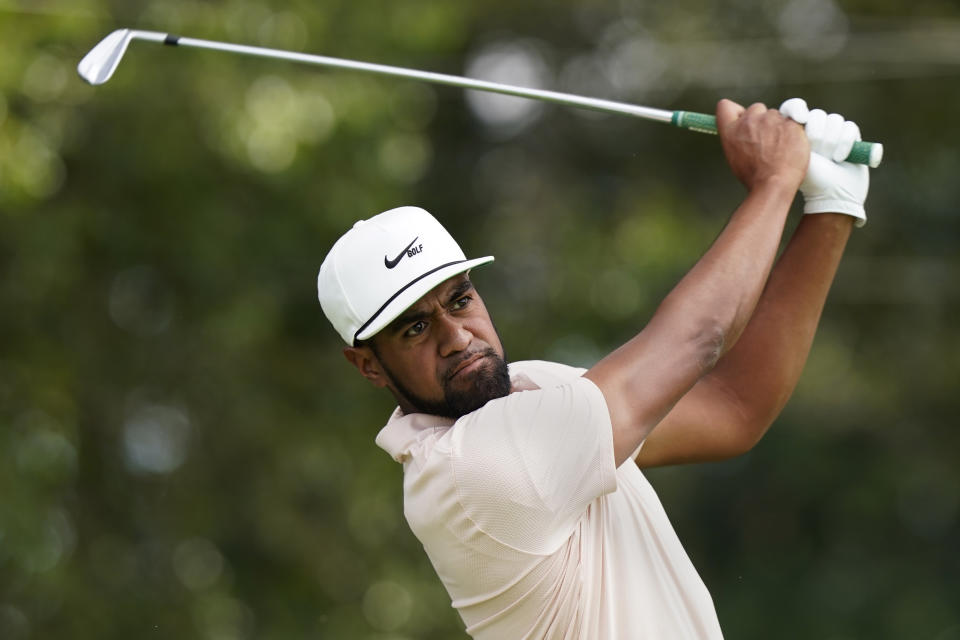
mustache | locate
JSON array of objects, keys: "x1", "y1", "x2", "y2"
[{"x1": 443, "y1": 347, "x2": 498, "y2": 382}]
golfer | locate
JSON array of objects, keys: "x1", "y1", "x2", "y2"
[{"x1": 317, "y1": 98, "x2": 869, "y2": 639}]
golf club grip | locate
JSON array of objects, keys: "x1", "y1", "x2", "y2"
[{"x1": 671, "y1": 111, "x2": 883, "y2": 168}]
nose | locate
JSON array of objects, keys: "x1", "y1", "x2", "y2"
[{"x1": 436, "y1": 315, "x2": 472, "y2": 357}]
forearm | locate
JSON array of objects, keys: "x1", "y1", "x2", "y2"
[
  {"x1": 657, "y1": 178, "x2": 797, "y2": 357},
  {"x1": 705, "y1": 212, "x2": 854, "y2": 441},
  {"x1": 589, "y1": 178, "x2": 797, "y2": 463},
  {"x1": 635, "y1": 212, "x2": 854, "y2": 467},
  {"x1": 634, "y1": 100, "x2": 869, "y2": 468},
  {"x1": 586, "y1": 100, "x2": 811, "y2": 465}
]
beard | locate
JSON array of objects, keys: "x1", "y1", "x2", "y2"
[{"x1": 384, "y1": 347, "x2": 512, "y2": 419}]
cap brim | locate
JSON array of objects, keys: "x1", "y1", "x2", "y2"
[{"x1": 354, "y1": 256, "x2": 494, "y2": 344}]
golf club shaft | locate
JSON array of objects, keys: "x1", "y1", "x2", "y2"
[
  {"x1": 170, "y1": 34, "x2": 675, "y2": 122},
  {"x1": 78, "y1": 29, "x2": 883, "y2": 166}
]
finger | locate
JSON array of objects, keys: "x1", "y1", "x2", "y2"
[
  {"x1": 715, "y1": 98, "x2": 745, "y2": 133},
  {"x1": 779, "y1": 97, "x2": 809, "y2": 124},
  {"x1": 834, "y1": 120, "x2": 861, "y2": 163},
  {"x1": 805, "y1": 108, "x2": 827, "y2": 154},
  {"x1": 821, "y1": 112, "x2": 845, "y2": 158}
]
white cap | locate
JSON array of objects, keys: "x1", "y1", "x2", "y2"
[{"x1": 318, "y1": 206, "x2": 494, "y2": 345}]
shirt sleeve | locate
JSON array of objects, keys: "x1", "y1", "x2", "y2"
[{"x1": 445, "y1": 375, "x2": 617, "y2": 555}]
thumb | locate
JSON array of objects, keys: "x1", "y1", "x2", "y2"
[
  {"x1": 779, "y1": 97, "x2": 810, "y2": 124},
  {"x1": 715, "y1": 98, "x2": 745, "y2": 135}
]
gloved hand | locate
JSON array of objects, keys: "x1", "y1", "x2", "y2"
[{"x1": 779, "y1": 98, "x2": 869, "y2": 227}]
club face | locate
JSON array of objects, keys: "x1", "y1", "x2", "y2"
[{"x1": 77, "y1": 29, "x2": 133, "y2": 85}]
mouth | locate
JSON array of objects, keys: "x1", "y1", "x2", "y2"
[{"x1": 448, "y1": 353, "x2": 487, "y2": 381}]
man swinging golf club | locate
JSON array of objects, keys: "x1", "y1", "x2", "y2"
[{"x1": 317, "y1": 97, "x2": 869, "y2": 639}]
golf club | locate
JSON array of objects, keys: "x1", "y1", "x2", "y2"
[{"x1": 78, "y1": 28, "x2": 883, "y2": 167}]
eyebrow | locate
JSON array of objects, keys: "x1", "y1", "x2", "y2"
[
  {"x1": 389, "y1": 278, "x2": 475, "y2": 333},
  {"x1": 390, "y1": 308, "x2": 429, "y2": 333},
  {"x1": 447, "y1": 278, "x2": 475, "y2": 303}
]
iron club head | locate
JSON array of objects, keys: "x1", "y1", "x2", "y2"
[{"x1": 77, "y1": 29, "x2": 135, "y2": 85}]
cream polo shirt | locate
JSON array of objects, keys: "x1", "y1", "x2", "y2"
[{"x1": 375, "y1": 360, "x2": 723, "y2": 640}]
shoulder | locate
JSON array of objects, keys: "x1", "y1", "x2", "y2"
[
  {"x1": 507, "y1": 360, "x2": 603, "y2": 410},
  {"x1": 509, "y1": 360, "x2": 587, "y2": 387},
  {"x1": 438, "y1": 365, "x2": 616, "y2": 553}
]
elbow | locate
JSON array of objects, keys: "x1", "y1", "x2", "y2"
[
  {"x1": 703, "y1": 416, "x2": 772, "y2": 463},
  {"x1": 730, "y1": 416, "x2": 773, "y2": 456},
  {"x1": 654, "y1": 293, "x2": 734, "y2": 375},
  {"x1": 727, "y1": 398, "x2": 793, "y2": 458},
  {"x1": 705, "y1": 374, "x2": 779, "y2": 460},
  {"x1": 693, "y1": 322, "x2": 726, "y2": 374}
]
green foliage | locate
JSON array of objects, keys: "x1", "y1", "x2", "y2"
[{"x1": 1, "y1": 1, "x2": 958, "y2": 638}]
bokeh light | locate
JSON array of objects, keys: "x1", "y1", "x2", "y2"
[
  {"x1": 777, "y1": 0, "x2": 849, "y2": 59},
  {"x1": 173, "y1": 538, "x2": 226, "y2": 591},
  {"x1": 109, "y1": 265, "x2": 175, "y2": 337},
  {"x1": 465, "y1": 39, "x2": 551, "y2": 136},
  {"x1": 122, "y1": 404, "x2": 191, "y2": 475},
  {"x1": 363, "y1": 580, "x2": 413, "y2": 632}
]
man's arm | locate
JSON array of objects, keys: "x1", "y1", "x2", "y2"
[
  {"x1": 635, "y1": 211, "x2": 853, "y2": 467},
  {"x1": 634, "y1": 100, "x2": 870, "y2": 467},
  {"x1": 584, "y1": 99, "x2": 810, "y2": 466}
]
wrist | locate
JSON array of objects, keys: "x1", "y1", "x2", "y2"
[
  {"x1": 798, "y1": 211, "x2": 856, "y2": 232},
  {"x1": 748, "y1": 173, "x2": 801, "y2": 201},
  {"x1": 802, "y1": 198, "x2": 866, "y2": 227}
]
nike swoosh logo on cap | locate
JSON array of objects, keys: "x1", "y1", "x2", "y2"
[{"x1": 384, "y1": 237, "x2": 419, "y2": 269}]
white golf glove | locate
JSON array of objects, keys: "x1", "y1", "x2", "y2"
[{"x1": 779, "y1": 98, "x2": 869, "y2": 227}]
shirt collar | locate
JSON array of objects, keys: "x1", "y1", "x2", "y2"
[
  {"x1": 374, "y1": 363, "x2": 542, "y2": 463},
  {"x1": 375, "y1": 407, "x2": 453, "y2": 463}
]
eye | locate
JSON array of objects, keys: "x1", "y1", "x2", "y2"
[
  {"x1": 451, "y1": 295, "x2": 472, "y2": 311},
  {"x1": 404, "y1": 320, "x2": 427, "y2": 337}
]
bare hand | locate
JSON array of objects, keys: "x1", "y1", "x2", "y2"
[{"x1": 716, "y1": 99, "x2": 809, "y2": 191}]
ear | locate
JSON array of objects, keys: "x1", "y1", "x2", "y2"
[{"x1": 343, "y1": 345, "x2": 389, "y2": 388}]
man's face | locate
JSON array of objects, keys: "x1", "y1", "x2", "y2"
[{"x1": 346, "y1": 273, "x2": 511, "y2": 419}]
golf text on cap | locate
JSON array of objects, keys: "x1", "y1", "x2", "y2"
[{"x1": 384, "y1": 237, "x2": 424, "y2": 269}]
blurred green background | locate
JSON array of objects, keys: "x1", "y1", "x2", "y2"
[{"x1": 1, "y1": 0, "x2": 958, "y2": 638}]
